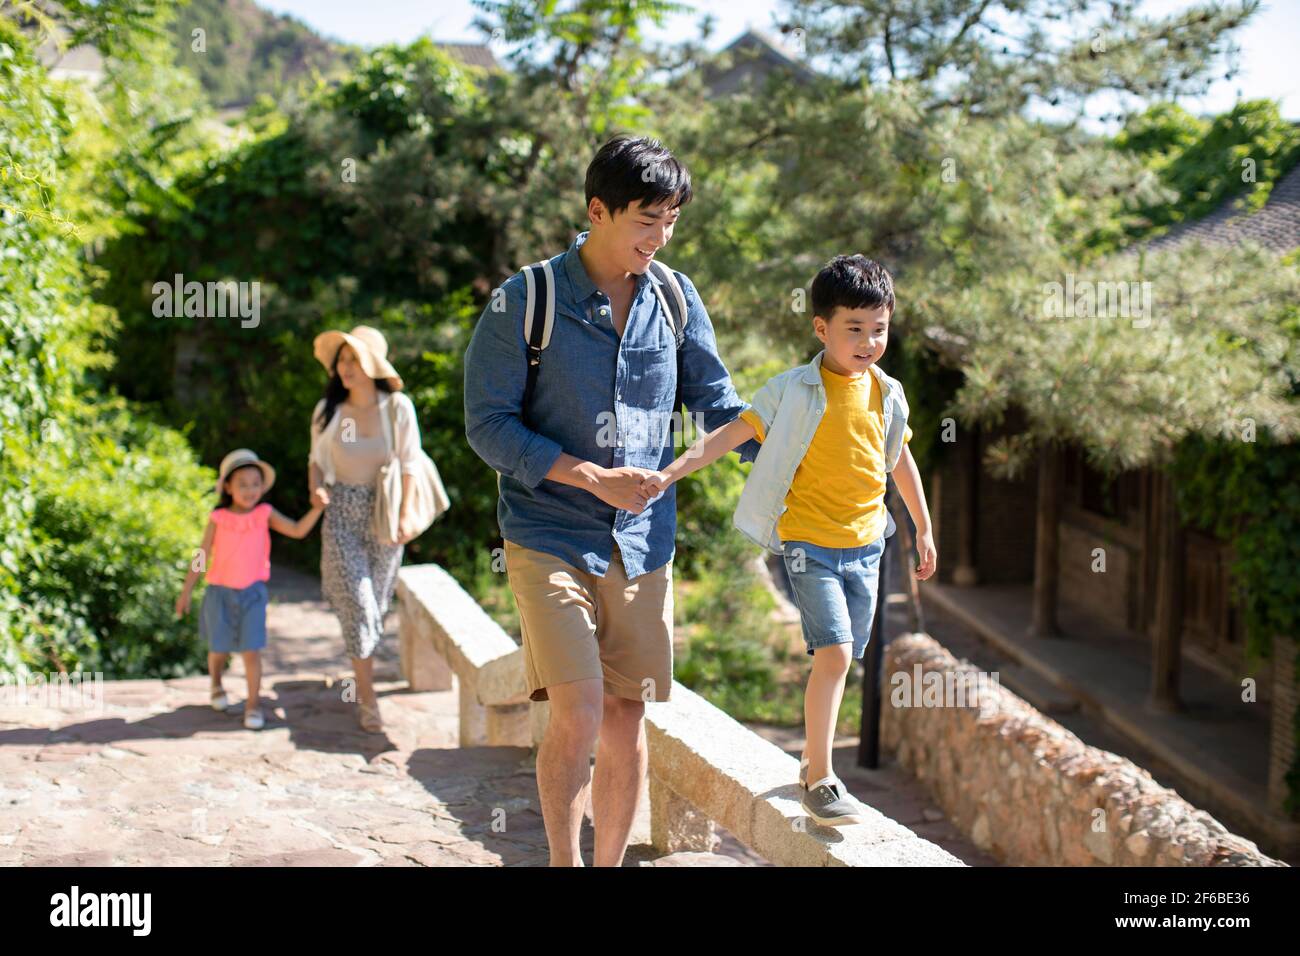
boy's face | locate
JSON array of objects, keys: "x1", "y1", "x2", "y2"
[
  {"x1": 813, "y1": 304, "x2": 891, "y2": 373},
  {"x1": 588, "y1": 196, "x2": 681, "y2": 275}
]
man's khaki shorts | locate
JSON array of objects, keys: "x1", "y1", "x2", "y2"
[{"x1": 504, "y1": 538, "x2": 674, "y2": 703}]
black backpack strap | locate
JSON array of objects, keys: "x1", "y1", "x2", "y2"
[
  {"x1": 647, "y1": 261, "x2": 691, "y2": 446},
  {"x1": 519, "y1": 259, "x2": 556, "y2": 429}
]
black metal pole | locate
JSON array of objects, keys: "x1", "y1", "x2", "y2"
[{"x1": 857, "y1": 493, "x2": 892, "y2": 768}]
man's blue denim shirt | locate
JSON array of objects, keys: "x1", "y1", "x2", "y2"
[{"x1": 464, "y1": 231, "x2": 760, "y2": 579}]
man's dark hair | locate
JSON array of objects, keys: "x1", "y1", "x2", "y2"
[
  {"x1": 810, "y1": 255, "x2": 896, "y2": 322},
  {"x1": 585, "y1": 135, "x2": 692, "y2": 218}
]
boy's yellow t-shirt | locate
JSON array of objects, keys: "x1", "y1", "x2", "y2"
[{"x1": 738, "y1": 364, "x2": 912, "y2": 548}]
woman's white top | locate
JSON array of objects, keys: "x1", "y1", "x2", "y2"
[{"x1": 309, "y1": 391, "x2": 422, "y2": 487}]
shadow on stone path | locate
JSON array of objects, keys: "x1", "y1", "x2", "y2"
[{"x1": 0, "y1": 564, "x2": 759, "y2": 866}]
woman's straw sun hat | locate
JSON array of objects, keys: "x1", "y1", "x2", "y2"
[{"x1": 312, "y1": 325, "x2": 403, "y2": 390}]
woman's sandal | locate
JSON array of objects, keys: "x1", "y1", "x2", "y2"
[
  {"x1": 358, "y1": 701, "x2": 384, "y2": 733},
  {"x1": 211, "y1": 687, "x2": 230, "y2": 712}
]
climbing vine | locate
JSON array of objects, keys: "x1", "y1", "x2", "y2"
[{"x1": 1170, "y1": 279, "x2": 1300, "y2": 813}]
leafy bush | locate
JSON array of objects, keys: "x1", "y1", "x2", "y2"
[
  {"x1": 17, "y1": 397, "x2": 214, "y2": 678},
  {"x1": 1, "y1": 13, "x2": 217, "y2": 681},
  {"x1": 1114, "y1": 99, "x2": 1300, "y2": 240}
]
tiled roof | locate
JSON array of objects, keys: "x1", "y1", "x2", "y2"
[
  {"x1": 701, "y1": 29, "x2": 818, "y2": 96},
  {"x1": 435, "y1": 42, "x2": 502, "y2": 72},
  {"x1": 1145, "y1": 161, "x2": 1300, "y2": 254}
]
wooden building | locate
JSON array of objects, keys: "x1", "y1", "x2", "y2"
[{"x1": 928, "y1": 163, "x2": 1300, "y2": 847}]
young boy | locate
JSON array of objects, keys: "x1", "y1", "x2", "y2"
[{"x1": 640, "y1": 254, "x2": 937, "y2": 826}]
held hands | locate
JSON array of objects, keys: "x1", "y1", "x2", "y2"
[
  {"x1": 312, "y1": 486, "x2": 330, "y2": 508},
  {"x1": 589, "y1": 466, "x2": 672, "y2": 514},
  {"x1": 640, "y1": 470, "x2": 672, "y2": 500},
  {"x1": 914, "y1": 529, "x2": 937, "y2": 581}
]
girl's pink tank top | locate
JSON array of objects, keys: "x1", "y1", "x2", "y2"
[{"x1": 207, "y1": 503, "x2": 272, "y2": 589}]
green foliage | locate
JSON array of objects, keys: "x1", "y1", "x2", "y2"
[
  {"x1": 674, "y1": 545, "x2": 865, "y2": 733},
  {"x1": 19, "y1": 396, "x2": 214, "y2": 678},
  {"x1": 673, "y1": 531, "x2": 789, "y2": 721},
  {"x1": 952, "y1": 241, "x2": 1300, "y2": 477},
  {"x1": 1173, "y1": 434, "x2": 1300, "y2": 662},
  {"x1": 1114, "y1": 99, "x2": 1300, "y2": 240},
  {"x1": 95, "y1": 9, "x2": 696, "y2": 589},
  {"x1": 328, "y1": 38, "x2": 484, "y2": 141},
  {"x1": 780, "y1": 0, "x2": 1258, "y2": 111},
  {"x1": 44, "y1": 0, "x2": 1298, "y2": 798},
  {"x1": 0, "y1": 8, "x2": 215, "y2": 681},
  {"x1": 475, "y1": 0, "x2": 689, "y2": 134},
  {"x1": 1171, "y1": 427, "x2": 1300, "y2": 817},
  {"x1": 647, "y1": 1, "x2": 1300, "y2": 491}
]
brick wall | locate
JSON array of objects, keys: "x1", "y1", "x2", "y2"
[
  {"x1": 933, "y1": 418, "x2": 1037, "y2": 586},
  {"x1": 1268, "y1": 635, "x2": 1299, "y2": 819},
  {"x1": 1057, "y1": 520, "x2": 1136, "y2": 632}
]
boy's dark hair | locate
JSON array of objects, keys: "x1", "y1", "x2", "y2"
[
  {"x1": 217, "y1": 463, "x2": 265, "y2": 509},
  {"x1": 585, "y1": 135, "x2": 692, "y2": 218},
  {"x1": 810, "y1": 255, "x2": 896, "y2": 322}
]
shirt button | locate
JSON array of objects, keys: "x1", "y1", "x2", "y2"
[{"x1": 600, "y1": 307, "x2": 609, "y2": 316}]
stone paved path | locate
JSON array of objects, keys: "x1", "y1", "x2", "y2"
[{"x1": 0, "y1": 565, "x2": 761, "y2": 866}]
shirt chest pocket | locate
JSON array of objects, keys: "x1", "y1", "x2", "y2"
[{"x1": 619, "y1": 342, "x2": 677, "y2": 410}]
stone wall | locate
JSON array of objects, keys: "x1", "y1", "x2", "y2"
[{"x1": 881, "y1": 632, "x2": 1284, "y2": 866}]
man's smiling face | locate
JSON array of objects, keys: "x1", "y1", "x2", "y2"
[{"x1": 599, "y1": 197, "x2": 681, "y2": 275}]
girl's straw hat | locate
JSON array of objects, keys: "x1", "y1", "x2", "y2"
[
  {"x1": 216, "y1": 449, "x2": 276, "y2": 497},
  {"x1": 312, "y1": 325, "x2": 404, "y2": 390}
]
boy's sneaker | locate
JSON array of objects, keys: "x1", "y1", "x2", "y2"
[{"x1": 801, "y1": 776, "x2": 866, "y2": 827}]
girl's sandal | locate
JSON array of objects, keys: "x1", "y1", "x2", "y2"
[
  {"x1": 358, "y1": 701, "x2": 384, "y2": 734},
  {"x1": 211, "y1": 687, "x2": 230, "y2": 712},
  {"x1": 243, "y1": 708, "x2": 265, "y2": 731}
]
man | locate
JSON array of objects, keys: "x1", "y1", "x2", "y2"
[{"x1": 463, "y1": 135, "x2": 759, "y2": 866}]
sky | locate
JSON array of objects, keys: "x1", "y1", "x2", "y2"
[{"x1": 256, "y1": 0, "x2": 1300, "y2": 119}]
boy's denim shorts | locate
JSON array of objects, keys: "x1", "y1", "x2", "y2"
[
  {"x1": 200, "y1": 580, "x2": 269, "y2": 653},
  {"x1": 780, "y1": 537, "x2": 885, "y2": 659}
]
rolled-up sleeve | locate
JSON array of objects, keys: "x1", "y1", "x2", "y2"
[
  {"x1": 463, "y1": 274, "x2": 565, "y2": 488},
  {"x1": 674, "y1": 271, "x2": 762, "y2": 462},
  {"x1": 735, "y1": 373, "x2": 784, "y2": 461}
]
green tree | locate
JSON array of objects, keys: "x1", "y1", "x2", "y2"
[
  {"x1": 1, "y1": 3, "x2": 214, "y2": 679},
  {"x1": 1114, "y1": 99, "x2": 1300, "y2": 238}
]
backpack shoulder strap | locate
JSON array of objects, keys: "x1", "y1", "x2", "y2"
[
  {"x1": 647, "y1": 260, "x2": 688, "y2": 346},
  {"x1": 519, "y1": 259, "x2": 557, "y2": 427},
  {"x1": 647, "y1": 260, "x2": 691, "y2": 440}
]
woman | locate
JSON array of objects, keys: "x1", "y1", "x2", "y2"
[{"x1": 309, "y1": 325, "x2": 423, "y2": 733}]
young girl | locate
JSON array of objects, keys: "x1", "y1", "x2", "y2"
[{"x1": 176, "y1": 449, "x2": 325, "y2": 730}]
